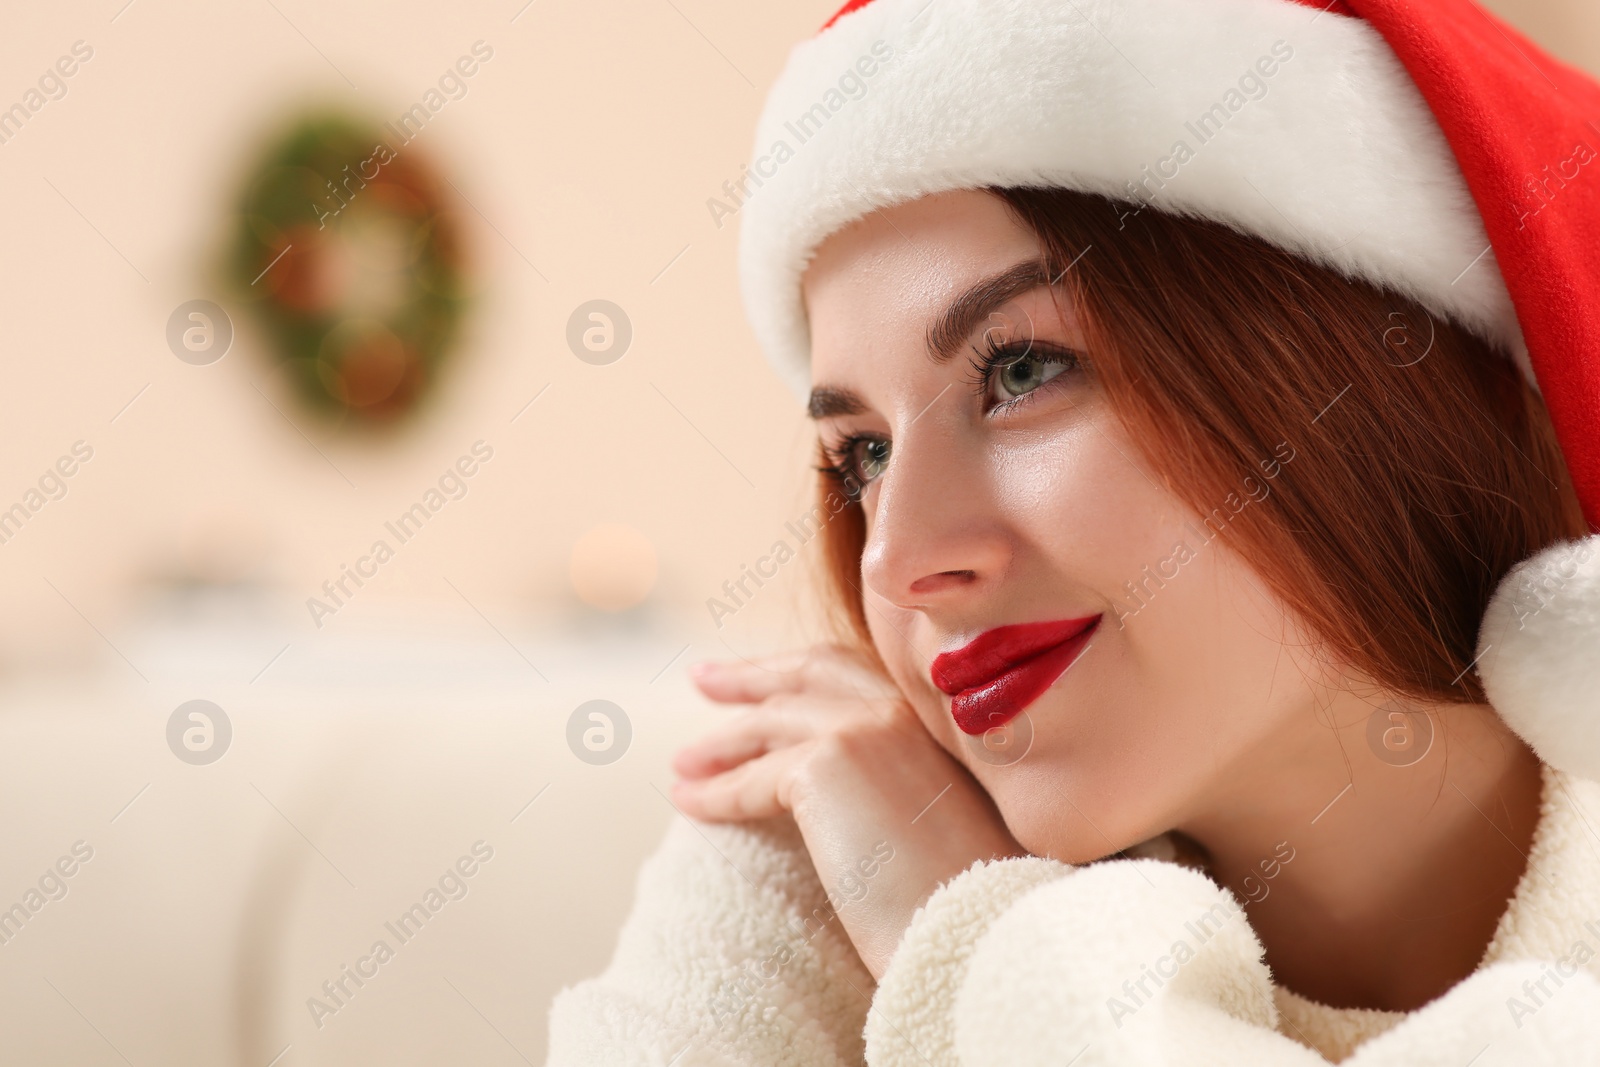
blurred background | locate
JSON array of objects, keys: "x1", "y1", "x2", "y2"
[{"x1": 0, "y1": 0, "x2": 1594, "y2": 1063}]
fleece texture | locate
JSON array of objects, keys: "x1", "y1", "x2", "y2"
[
  {"x1": 547, "y1": 765, "x2": 1600, "y2": 1064},
  {"x1": 546, "y1": 815, "x2": 875, "y2": 1067},
  {"x1": 865, "y1": 855, "x2": 1069, "y2": 1064}
]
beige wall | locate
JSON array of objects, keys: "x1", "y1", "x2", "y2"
[
  {"x1": 0, "y1": 0, "x2": 844, "y2": 670},
  {"x1": 1480, "y1": 0, "x2": 1600, "y2": 69}
]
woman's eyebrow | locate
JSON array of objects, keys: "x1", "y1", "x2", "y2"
[
  {"x1": 925, "y1": 259, "x2": 1052, "y2": 364},
  {"x1": 807, "y1": 386, "x2": 867, "y2": 419}
]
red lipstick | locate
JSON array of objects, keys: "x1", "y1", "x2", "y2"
[{"x1": 932, "y1": 616, "x2": 1100, "y2": 735}]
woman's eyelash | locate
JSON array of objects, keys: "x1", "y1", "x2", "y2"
[
  {"x1": 964, "y1": 336, "x2": 1080, "y2": 388},
  {"x1": 817, "y1": 437, "x2": 870, "y2": 495},
  {"x1": 963, "y1": 335, "x2": 1085, "y2": 405}
]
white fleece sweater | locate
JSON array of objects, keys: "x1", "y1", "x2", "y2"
[{"x1": 546, "y1": 764, "x2": 1600, "y2": 1066}]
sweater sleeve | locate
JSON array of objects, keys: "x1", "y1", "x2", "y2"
[
  {"x1": 865, "y1": 856, "x2": 1326, "y2": 1067},
  {"x1": 546, "y1": 813, "x2": 877, "y2": 1067},
  {"x1": 867, "y1": 854, "x2": 1600, "y2": 1066},
  {"x1": 1343, "y1": 962, "x2": 1600, "y2": 1067}
]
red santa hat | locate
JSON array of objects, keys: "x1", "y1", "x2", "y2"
[{"x1": 737, "y1": 0, "x2": 1600, "y2": 776}]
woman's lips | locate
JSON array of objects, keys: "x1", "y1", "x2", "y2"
[{"x1": 932, "y1": 616, "x2": 1101, "y2": 736}]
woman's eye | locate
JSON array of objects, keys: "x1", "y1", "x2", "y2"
[
  {"x1": 991, "y1": 352, "x2": 1069, "y2": 402},
  {"x1": 851, "y1": 437, "x2": 891, "y2": 482},
  {"x1": 819, "y1": 434, "x2": 892, "y2": 495}
]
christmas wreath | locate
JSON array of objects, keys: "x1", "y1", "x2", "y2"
[{"x1": 228, "y1": 112, "x2": 468, "y2": 422}]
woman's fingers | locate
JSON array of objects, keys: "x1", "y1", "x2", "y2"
[
  {"x1": 671, "y1": 730, "x2": 771, "y2": 780},
  {"x1": 671, "y1": 703, "x2": 816, "y2": 779},
  {"x1": 690, "y1": 656, "x2": 806, "y2": 703},
  {"x1": 671, "y1": 745, "x2": 805, "y2": 823},
  {"x1": 691, "y1": 644, "x2": 888, "y2": 704},
  {"x1": 672, "y1": 644, "x2": 916, "y2": 827}
]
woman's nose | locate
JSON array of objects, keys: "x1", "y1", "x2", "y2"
[{"x1": 859, "y1": 429, "x2": 1011, "y2": 611}]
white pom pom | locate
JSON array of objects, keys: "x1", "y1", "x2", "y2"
[{"x1": 1478, "y1": 535, "x2": 1600, "y2": 780}]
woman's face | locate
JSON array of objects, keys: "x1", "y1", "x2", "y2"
[{"x1": 802, "y1": 189, "x2": 1330, "y2": 862}]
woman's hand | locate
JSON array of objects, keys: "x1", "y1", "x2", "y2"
[{"x1": 671, "y1": 644, "x2": 1028, "y2": 979}]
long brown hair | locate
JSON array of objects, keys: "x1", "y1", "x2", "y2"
[{"x1": 817, "y1": 187, "x2": 1586, "y2": 704}]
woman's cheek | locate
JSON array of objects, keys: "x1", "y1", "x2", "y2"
[
  {"x1": 1110, "y1": 533, "x2": 1320, "y2": 784},
  {"x1": 994, "y1": 411, "x2": 1185, "y2": 610},
  {"x1": 987, "y1": 406, "x2": 1101, "y2": 515},
  {"x1": 863, "y1": 595, "x2": 939, "y2": 701}
]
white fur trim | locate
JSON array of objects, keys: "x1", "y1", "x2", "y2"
[
  {"x1": 737, "y1": 0, "x2": 1523, "y2": 395},
  {"x1": 1478, "y1": 536, "x2": 1600, "y2": 781}
]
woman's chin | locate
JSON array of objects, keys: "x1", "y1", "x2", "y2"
[{"x1": 991, "y1": 792, "x2": 1150, "y2": 866}]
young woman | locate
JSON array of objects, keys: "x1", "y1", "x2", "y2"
[{"x1": 549, "y1": 0, "x2": 1600, "y2": 1062}]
